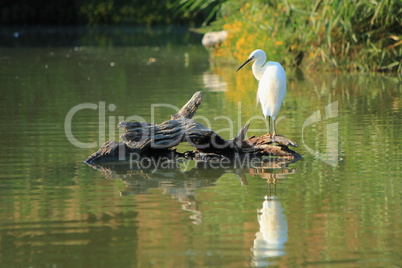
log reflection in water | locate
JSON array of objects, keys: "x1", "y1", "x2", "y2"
[{"x1": 86, "y1": 157, "x2": 296, "y2": 225}]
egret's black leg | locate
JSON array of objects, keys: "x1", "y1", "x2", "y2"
[{"x1": 267, "y1": 116, "x2": 271, "y2": 135}]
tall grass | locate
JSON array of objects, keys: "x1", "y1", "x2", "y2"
[{"x1": 188, "y1": 0, "x2": 401, "y2": 72}]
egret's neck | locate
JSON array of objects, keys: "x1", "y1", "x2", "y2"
[{"x1": 252, "y1": 57, "x2": 266, "y2": 81}]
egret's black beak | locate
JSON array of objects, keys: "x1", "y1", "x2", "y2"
[{"x1": 236, "y1": 57, "x2": 254, "y2": 72}]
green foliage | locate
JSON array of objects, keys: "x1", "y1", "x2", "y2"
[
  {"x1": 79, "y1": 0, "x2": 175, "y2": 25},
  {"x1": 0, "y1": 0, "x2": 211, "y2": 26},
  {"x1": 170, "y1": 0, "x2": 227, "y2": 26},
  {"x1": 77, "y1": 0, "x2": 227, "y2": 26},
  {"x1": 208, "y1": 0, "x2": 402, "y2": 72},
  {"x1": 297, "y1": 0, "x2": 402, "y2": 72}
]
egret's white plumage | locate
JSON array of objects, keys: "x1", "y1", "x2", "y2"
[{"x1": 237, "y1": 49, "x2": 286, "y2": 137}]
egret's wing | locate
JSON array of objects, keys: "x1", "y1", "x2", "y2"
[
  {"x1": 255, "y1": 67, "x2": 264, "y2": 107},
  {"x1": 257, "y1": 63, "x2": 287, "y2": 119},
  {"x1": 257, "y1": 76, "x2": 271, "y2": 117}
]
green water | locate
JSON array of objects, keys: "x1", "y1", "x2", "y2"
[{"x1": 0, "y1": 27, "x2": 401, "y2": 267}]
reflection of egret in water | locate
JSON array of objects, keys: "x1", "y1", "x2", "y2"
[{"x1": 252, "y1": 194, "x2": 288, "y2": 267}]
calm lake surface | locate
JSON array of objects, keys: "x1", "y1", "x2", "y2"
[{"x1": 0, "y1": 27, "x2": 401, "y2": 267}]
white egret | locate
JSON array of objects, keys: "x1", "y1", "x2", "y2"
[{"x1": 237, "y1": 49, "x2": 286, "y2": 138}]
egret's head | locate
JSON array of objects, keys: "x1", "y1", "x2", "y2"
[
  {"x1": 236, "y1": 49, "x2": 266, "y2": 72},
  {"x1": 249, "y1": 49, "x2": 266, "y2": 60}
]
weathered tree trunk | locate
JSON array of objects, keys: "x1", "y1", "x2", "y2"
[{"x1": 85, "y1": 91, "x2": 301, "y2": 164}]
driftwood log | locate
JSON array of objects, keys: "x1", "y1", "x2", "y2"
[{"x1": 85, "y1": 91, "x2": 301, "y2": 164}]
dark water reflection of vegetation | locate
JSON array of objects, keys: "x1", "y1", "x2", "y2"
[
  {"x1": 0, "y1": 27, "x2": 401, "y2": 268},
  {"x1": 0, "y1": 26, "x2": 202, "y2": 47}
]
